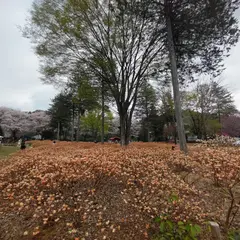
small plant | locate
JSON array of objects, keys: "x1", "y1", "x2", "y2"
[
  {"x1": 153, "y1": 215, "x2": 201, "y2": 240},
  {"x1": 152, "y1": 194, "x2": 201, "y2": 240},
  {"x1": 228, "y1": 230, "x2": 240, "y2": 240}
]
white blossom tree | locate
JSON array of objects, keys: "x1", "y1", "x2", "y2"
[{"x1": 0, "y1": 107, "x2": 50, "y2": 139}]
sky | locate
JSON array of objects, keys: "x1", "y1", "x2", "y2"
[
  {"x1": 0, "y1": 0, "x2": 58, "y2": 111},
  {"x1": 0, "y1": 1, "x2": 240, "y2": 112}
]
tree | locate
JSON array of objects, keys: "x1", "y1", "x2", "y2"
[
  {"x1": 210, "y1": 81, "x2": 237, "y2": 122},
  {"x1": 182, "y1": 80, "x2": 237, "y2": 139},
  {"x1": 146, "y1": 112, "x2": 166, "y2": 142},
  {"x1": 164, "y1": 0, "x2": 187, "y2": 151},
  {"x1": 68, "y1": 73, "x2": 100, "y2": 141},
  {"x1": 0, "y1": 125, "x2": 3, "y2": 136},
  {"x1": 222, "y1": 115, "x2": 240, "y2": 137},
  {"x1": 48, "y1": 93, "x2": 73, "y2": 140},
  {"x1": 148, "y1": 0, "x2": 240, "y2": 152},
  {"x1": 48, "y1": 74, "x2": 100, "y2": 141},
  {"x1": 0, "y1": 107, "x2": 50, "y2": 140},
  {"x1": 23, "y1": 0, "x2": 166, "y2": 146},
  {"x1": 108, "y1": 115, "x2": 121, "y2": 136},
  {"x1": 29, "y1": 110, "x2": 51, "y2": 133},
  {"x1": 135, "y1": 81, "x2": 158, "y2": 141},
  {"x1": 81, "y1": 109, "x2": 113, "y2": 140},
  {"x1": 0, "y1": 107, "x2": 25, "y2": 139},
  {"x1": 159, "y1": 89, "x2": 178, "y2": 143},
  {"x1": 136, "y1": 87, "x2": 178, "y2": 142}
]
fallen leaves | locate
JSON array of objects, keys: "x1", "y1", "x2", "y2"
[{"x1": 0, "y1": 141, "x2": 239, "y2": 239}]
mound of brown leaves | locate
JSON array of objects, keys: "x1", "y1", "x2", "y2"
[{"x1": 0, "y1": 141, "x2": 237, "y2": 239}]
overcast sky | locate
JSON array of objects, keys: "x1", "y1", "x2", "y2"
[{"x1": 0, "y1": 1, "x2": 240, "y2": 111}]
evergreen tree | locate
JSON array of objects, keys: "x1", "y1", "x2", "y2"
[
  {"x1": 135, "y1": 81, "x2": 158, "y2": 141},
  {"x1": 48, "y1": 92, "x2": 72, "y2": 140}
]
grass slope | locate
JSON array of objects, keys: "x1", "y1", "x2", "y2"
[{"x1": 0, "y1": 146, "x2": 18, "y2": 158}]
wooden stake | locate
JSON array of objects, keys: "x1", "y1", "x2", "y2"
[{"x1": 209, "y1": 221, "x2": 222, "y2": 240}]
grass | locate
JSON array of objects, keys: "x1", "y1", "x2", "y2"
[{"x1": 0, "y1": 145, "x2": 19, "y2": 158}]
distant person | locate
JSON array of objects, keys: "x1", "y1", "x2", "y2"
[
  {"x1": 18, "y1": 138, "x2": 22, "y2": 147},
  {"x1": 20, "y1": 138, "x2": 26, "y2": 150}
]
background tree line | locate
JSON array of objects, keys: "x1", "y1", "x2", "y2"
[
  {"x1": 0, "y1": 108, "x2": 50, "y2": 140},
  {"x1": 46, "y1": 78, "x2": 240, "y2": 142},
  {"x1": 1, "y1": 77, "x2": 239, "y2": 142}
]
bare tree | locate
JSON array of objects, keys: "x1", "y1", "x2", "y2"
[{"x1": 24, "y1": 0, "x2": 166, "y2": 145}]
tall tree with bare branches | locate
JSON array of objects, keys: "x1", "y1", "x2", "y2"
[{"x1": 23, "y1": 0, "x2": 166, "y2": 145}]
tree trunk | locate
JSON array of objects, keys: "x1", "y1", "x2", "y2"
[
  {"x1": 76, "y1": 106, "x2": 80, "y2": 142},
  {"x1": 101, "y1": 80, "x2": 105, "y2": 144},
  {"x1": 165, "y1": 2, "x2": 188, "y2": 153},
  {"x1": 146, "y1": 116, "x2": 150, "y2": 142},
  {"x1": 71, "y1": 103, "x2": 75, "y2": 141},
  {"x1": 125, "y1": 116, "x2": 131, "y2": 144},
  {"x1": 119, "y1": 112, "x2": 129, "y2": 146},
  {"x1": 174, "y1": 123, "x2": 177, "y2": 144},
  {"x1": 120, "y1": 115, "x2": 126, "y2": 146},
  {"x1": 57, "y1": 121, "x2": 60, "y2": 140},
  {"x1": 201, "y1": 112, "x2": 207, "y2": 140},
  {"x1": 146, "y1": 126, "x2": 149, "y2": 142}
]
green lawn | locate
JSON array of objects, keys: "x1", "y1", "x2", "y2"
[{"x1": 0, "y1": 146, "x2": 19, "y2": 158}]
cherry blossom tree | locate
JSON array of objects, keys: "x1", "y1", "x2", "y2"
[
  {"x1": 0, "y1": 107, "x2": 50, "y2": 139},
  {"x1": 222, "y1": 115, "x2": 240, "y2": 137},
  {"x1": 28, "y1": 110, "x2": 51, "y2": 133},
  {"x1": 0, "y1": 107, "x2": 25, "y2": 139}
]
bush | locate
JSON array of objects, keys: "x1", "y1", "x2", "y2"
[
  {"x1": 151, "y1": 194, "x2": 201, "y2": 240},
  {"x1": 153, "y1": 216, "x2": 201, "y2": 240}
]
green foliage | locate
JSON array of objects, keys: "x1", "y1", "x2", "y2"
[
  {"x1": 228, "y1": 230, "x2": 240, "y2": 240},
  {"x1": 81, "y1": 110, "x2": 113, "y2": 137},
  {"x1": 136, "y1": 81, "x2": 158, "y2": 141},
  {"x1": 48, "y1": 92, "x2": 72, "y2": 133},
  {"x1": 153, "y1": 216, "x2": 201, "y2": 240},
  {"x1": 149, "y1": 0, "x2": 240, "y2": 82},
  {"x1": 152, "y1": 194, "x2": 201, "y2": 240},
  {"x1": 206, "y1": 119, "x2": 222, "y2": 136},
  {"x1": 72, "y1": 76, "x2": 99, "y2": 109},
  {"x1": 168, "y1": 193, "x2": 179, "y2": 203},
  {"x1": 136, "y1": 81, "x2": 158, "y2": 116},
  {"x1": 68, "y1": 0, "x2": 90, "y2": 12}
]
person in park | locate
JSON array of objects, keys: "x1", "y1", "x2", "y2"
[
  {"x1": 17, "y1": 138, "x2": 22, "y2": 147},
  {"x1": 20, "y1": 137, "x2": 26, "y2": 150}
]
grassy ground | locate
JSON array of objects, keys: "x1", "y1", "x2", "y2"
[{"x1": 0, "y1": 145, "x2": 19, "y2": 158}]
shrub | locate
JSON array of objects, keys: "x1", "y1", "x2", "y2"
[{"x1": 153, "y1": 216, "x2": 201, "y2": 240}]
